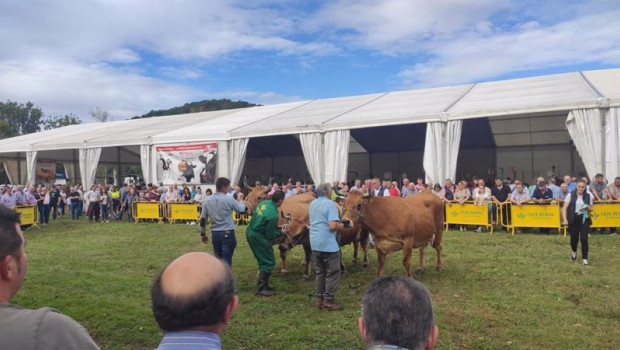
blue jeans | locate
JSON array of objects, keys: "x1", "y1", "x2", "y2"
[
  {"x1": 102, "y1": 204, "x2": 109, "y2": 221},
  {"x1": 71, "y1": 202, "x2": 80, "y2": 220},
  {"x1": 41, "y1": 204, "x2": 50, "y2": 224},
  {"x1": 212, "y1": 230, "x2": 237, "y2": 266}
]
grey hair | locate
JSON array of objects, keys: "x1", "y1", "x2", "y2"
[
  {"x1": 316, "y1": 182, "x2": 333, "y2": 198},
  {"x1": 361, "y1": 276, "x2": 435, "y2": 350}
]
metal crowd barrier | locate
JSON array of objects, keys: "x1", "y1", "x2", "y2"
[
  {"x1": 503, "y1": 201, "x2": 565, "y2": 236},
  {"x1": 132, "y1": 202, "x2": 165, "y2": 224},
  {"x1": 166, "y1": 202, "x2": 200, "y2": 224},
  {"x1": 14, "y1": 205, "x2": 39, "y2": 228}
]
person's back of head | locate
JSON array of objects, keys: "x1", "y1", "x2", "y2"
[
  {"x1": 151, "y1": 252, "x2": 238, "y2": 334},
  {"x1": 215, "y1": 177, "x2": 230, "y2": 193},
  {"x1": 0, "y1": 206, "x2": 24, "y2": 302},
  {"x1": 359, "y1": 276, "x2": 438, "y2": 350},
  {"x1": 316, "y1": 183, "x2": 332, "y2": 198}
]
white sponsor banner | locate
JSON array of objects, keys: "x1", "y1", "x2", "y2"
[{"x1": 155, "y1": 143, "x2": 217, "y2": 185}]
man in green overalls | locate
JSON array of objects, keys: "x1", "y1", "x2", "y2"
[{"x1": 245, "y1": 190, "x2": 287, "y2": 296}]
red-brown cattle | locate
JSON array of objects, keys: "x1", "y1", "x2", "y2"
[{"x1": 340, "y1": 190, "x2": 444, "y2": 277}]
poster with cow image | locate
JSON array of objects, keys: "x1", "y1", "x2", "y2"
[
  {"x1": 36, "y1": 160, "x2": 57, "y2": 181},
  {"x1": 155, "y1": 143, "x2": 217, "y2": 185}
]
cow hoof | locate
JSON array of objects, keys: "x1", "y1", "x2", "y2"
[
  {"x1": 414, "y1": 268, "x2": 425, "y2": 275},
  {"x1": 301, "y1": 261, "x2": 307, "y2": 267},
  {"x1": 280, "y1": 269, "x2": 289, "y2": 275},
  {"x1": 363, "y1": 264, "x2": 369, "y2": 269},
  {"x1": 436, "y1": 266, "x2": 443, "y2": 272},
  {"x1": 302, "y1": 274, "x2": 310, "y2": 280}
]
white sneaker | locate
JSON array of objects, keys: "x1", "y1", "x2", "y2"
[
  {"x1": 582, "y1": 259, "x2": 589, "y2": 266},
  {"x1": 571, "y1": 252, "x2": 577, "y2": 261},
  {"x1": 190, "y1": 221, "x2": 196, "y2": 225}
]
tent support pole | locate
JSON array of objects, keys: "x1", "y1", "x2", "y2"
[
  {"x1": 117, "y1": 147, "x2": 122, "y2": 185},
  {"x1": 601, "y1": 108, "x2": 606, "y2": 176},
  {"x1": 16, "y1": 153, "x2": 21, "y2": 183}
]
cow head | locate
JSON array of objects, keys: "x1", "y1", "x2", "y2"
[
  {"x1": 339, "y1": 189, "x2": 371, "y2": 228},
  {"x1": 245, "y1": 185, "x2": 271, "y2": 214}
]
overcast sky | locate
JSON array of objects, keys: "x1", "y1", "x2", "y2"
[{"x1": 1, "y1": 0, "x2": 619, "y2": 122}]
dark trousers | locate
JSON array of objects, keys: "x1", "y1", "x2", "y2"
[
  {"x1": 40, "y1": 204, "x2": 50, "y2": 224},
  {"x1": 71, "y1": 202, "x2": 80, "y2": 220},
  {"x1": 569, "y1": 214, "x2": 590, "y2": 259},
  {"x1": 88, "y1": 202, "x2": 100, "y2": 222},
  {"x1": 312, "y1": 250, "x2": 341, "y2": 302},
  {"x1": 212, "y1": 230, "x2": 237, "y2": 266},
  {"x1": 50, "y1": 202, "x2": 58, "y2": 220}
]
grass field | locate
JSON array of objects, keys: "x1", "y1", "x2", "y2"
[{"x1": 14, "y1": 217, "x2": 620, "y2": 350}]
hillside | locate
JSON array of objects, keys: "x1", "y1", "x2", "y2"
[{"x1": 133, "y1": 98, "x2": 259, "y2": 119}]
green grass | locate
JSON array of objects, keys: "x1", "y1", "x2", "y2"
[{"x1": 14, "y1": 217, "x2": 620, "y2": 350}]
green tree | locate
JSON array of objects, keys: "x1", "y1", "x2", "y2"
[
  {"x1": 0, "y1": 100, "x2": 43, "y2": 137},
  {"x1": 43, "y1": 113, "x2": 82, "y2": 130}
]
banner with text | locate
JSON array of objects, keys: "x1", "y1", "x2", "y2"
[
  {"x1": 168, "y1": 203, "x2": 200, "y2": 221},
  {"x1": 444, "y1": 203, "x2": 489, "y2": 226},
  {"x1": 510, "y1": 203, "x2": 562, "y2": 229},
  {"x1": 155, "y1": 143, "x2": 217, "y2": 185},
  {"x1": 590, "y1": 203, "x2": 620, "y2": 228},
  {"x1": 15, "y1": 205, "x2": 37, "y2": 225}
]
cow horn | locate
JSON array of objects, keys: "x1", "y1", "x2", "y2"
[{"x1": 362, "y1": 190, "x2": 372, "y2": 199}]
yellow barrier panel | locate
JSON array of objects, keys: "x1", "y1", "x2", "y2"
[
  {"x1": 168, "y1": 202, "x2": 200, "y2": 223},
  {"x1": 444, "y1": 201, "x2": 493, "y2": 233},
  {"x1": 590, "y1": 202, "x2": 620, "y2": 228},
  {"x1": 15, "y1": 205, "x2": 39, "y2": 228},
  {"x1": 133, "y1": 202, "x2": 163, "y2": 224},
  {"x1": 506, "y1": 202, "x2": 564, "y2": 235}
]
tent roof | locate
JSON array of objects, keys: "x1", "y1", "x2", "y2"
[{"x1": 0, "y1": 68, "x2": 618, "y2": 154}]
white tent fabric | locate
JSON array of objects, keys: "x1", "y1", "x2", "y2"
[
  {"x1": 79, "y1": 148, "x2": 102, "y2": 190},
  {"x1": 228, "y1": 138, "x2": 249, "y2": 184},
  {"x1": 605, "y1": 107, "x2": 620, "y2": 178},
  {"x1": 423, "y1": 120, "x2": 463, "y2": 184},
  {"x1": 300, "y1": 133, "x2": 324, "y2": 184},
  {"x1": 26, "y1": 151, "x2": 37, "y2": 185},
  {"x1": 566, "y1": 109, "x2": 603, "y2": 179},
  {"x1": 140, "y1": 145, "x2": 151, "y2": 185},
  {"x1": 2, "y1": 160, "x2": 15, "y2": 185},
  {"x1": 324, "y1": 130, "x2": 350, "y2": 183},
  {"x1": 63, "y1": 162, "x2": 76, "y2": 183}
]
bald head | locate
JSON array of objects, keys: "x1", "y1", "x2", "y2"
[
  {"x1": 161, "y1": 252, "x2": 225, "y2": 297},
  {"x1": 151, "y1": 252, "x2": 236, "y2": 332}
]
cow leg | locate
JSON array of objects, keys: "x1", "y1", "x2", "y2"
[
  {"x1": 434, "y1": 240, "x2": 443, "y2": 272},
  {"x1": 278, "y1": 244, "x2": 290, "y2": 274},
  {"x1": 416, "y1": 246, "x2": 426, "y2": 274},
  {"x1": 402, "y1": 245, "x2": 413, "y2": 278},
  {"x1": 361, "y1": 230, "x2": 370, "y2": 269},
  {"x1": 340, "y1": 252, "x2": 347, "y2": 274},
  {"x1": 302, "y1": 240, "x2": 312, "y2": 280},
  {"x1": 376, "y1": 249, "x2": 387, "y2": 277},
  {"x1": 352, "y1": 239, "x2": 359, "y2": 264}
]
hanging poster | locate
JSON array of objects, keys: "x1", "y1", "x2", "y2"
[
  {"x1": 155, "y1": 143, "x2": 217, "y2": 185},
  {"x1": 36, "y1": 160, "x2": 56, "y2": 181}
]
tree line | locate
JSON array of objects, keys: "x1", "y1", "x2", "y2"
[{"x1": 133, "y1": 98, "x2": 258, "y2": 119}]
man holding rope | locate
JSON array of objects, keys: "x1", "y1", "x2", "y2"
[{"x1": 245, "y1": 190, "x2": 288, "y2": 296}]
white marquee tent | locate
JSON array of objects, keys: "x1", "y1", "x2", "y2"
[{"x1": 1, "y1": 68, "x2": 619, "y2": 189}]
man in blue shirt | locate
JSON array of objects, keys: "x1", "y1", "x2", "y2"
[
  {"x1": 309, "y1": 182, "x2": 345, "y2": 311},
  {"x1": 199, "y1": 177, "x2": 246, "y2": 266},
  {"x1": 151, "y1": 252, "x2": 238, "y2": 350},
  {"x1": 532, "y1": 181, "x2": 554, "y2": 234}
]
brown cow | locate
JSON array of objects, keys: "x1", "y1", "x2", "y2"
[
  {"x1": 340, "y1": 190, "x2": 444, "y2": 277},
  {"x1": 246, "y1": 186, "x2": 370, "y2": 277}
]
